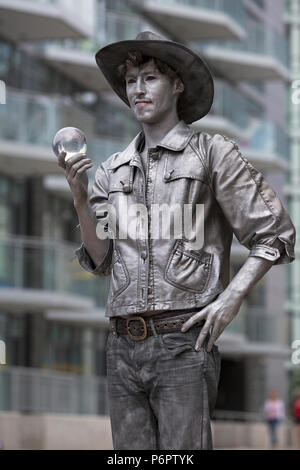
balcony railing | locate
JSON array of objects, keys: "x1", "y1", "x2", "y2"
[
  {"x1": 211, "y1": 80, "x2": 249, "y2": 129},
  {"x1": 224, "y1": 309, "x2": 289, "y2": 345},
  {"x1": 101, "y1": 10, "x2": 144, "y2": 44},
  {"x1": 0, "y1": 88, "x2": 127, "y2": 169},
  {"x1": 22, "y1": 0, "x2": 58, "y2": 4},
  {"x1": 241, "y1": 119, "x2": 289, "y2": 161},
  {"x1": 37, "y1": 9, "x2": 144, "y2": 53},
  {"x1": 0, "y1": 366, "x2": 109, "y2": 415},
  {"x1": 209, "y1": 82, "x2": 289, "y2": 160},
  {"x1": 0, "y1": 236, "x2": 109, "y2": 307},
  {"x1": 141, "y1": 0, "x2": 245, "y2": 26},
  {"x1": 199, "y1": 18, "x2": 288, "y2": 67},
  {"x1": 0, "y1": 87, "x2": 288, "y2": 174}
]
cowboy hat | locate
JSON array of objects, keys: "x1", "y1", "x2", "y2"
[{"x1": 95, "y1": 31, "x2": 214, "y2": 124}]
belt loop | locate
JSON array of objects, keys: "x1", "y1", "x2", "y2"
[
  {"x1": 148, "y1": 317, "x2": 158, "y2": 337},
  {"x1": 110, "y1": 317, "x2": 118, "y2": 336}
]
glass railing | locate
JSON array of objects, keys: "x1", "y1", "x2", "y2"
[
  {"x1": 197, "y1": 16, "x2": 288, "y2": 68},
  {"x1": 223, "y1": 308, "x2": 288, "y2": 345},
  {"x1": 102, "y1": 9, "x2": 143, "y2": 44},
  {"x1": 22, "y1": 0, "x2": 58, "y2": 4},
  {"x1": 208, "y1": 81, "x2": 289, "y2": 162},
  {"x1": 0, "y1": 366, "x2": 109, "y2": 415},
  {"x1": 0, "y1": 236, "x2": 110, "y2": 307},
  {"x1": 250, "y1": 0, "x2": 264, "y2": 8},
  {"x1": 245, "y1": 311, "x2": 289, "y2": 345},
  {"x1": 241, "y1": 119, "x2": 289, "y2": 161},
  {"x1": 36, "y1": 9, "x2": 144, "y2": 53},
  {"x1": 210, "y1": 80, "x2": 249, "y2": 129},
  {"x1": 224, "y1": 311, "x2": 246, "y2": 337},
  {"x1": 0, "y1": 88, "x2": 128, "y2": 169},
  {"x1": 142, "y1": 0, "x2": 245, "y2": 26}
]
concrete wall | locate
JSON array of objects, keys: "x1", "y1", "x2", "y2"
[
  {"x1": 0, "y1": 413, "x2": 298, "y2": 450},
  {"x1": 0, "y1": 413, "x2": 113, "y2": 450}
]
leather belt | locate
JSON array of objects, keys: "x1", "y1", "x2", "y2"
[{"x1": 109, "y1": 309, "x2": 205, "y2": 341}]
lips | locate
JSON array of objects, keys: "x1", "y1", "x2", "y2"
[{"x1": 135, "y1": 101, "x2": 151, "y2": 106}]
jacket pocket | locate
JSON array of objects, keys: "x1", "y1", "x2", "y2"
[
  {"x1": 109, "y1": 247, "x2": 130, "y2": 300},
  {"x1": 108, "y1": 165, "x2": 134, "y2": 194},
  {"x1": 164, "y1": 239, "x2": 213, "y2": 293}
]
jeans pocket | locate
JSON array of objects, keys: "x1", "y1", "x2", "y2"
[{"x1": 159, "y1": 326, "x2": 205, "y2": 361}]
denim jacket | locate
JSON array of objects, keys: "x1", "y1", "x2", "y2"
[{"x1": 75, "y1": 120, "x2": 296, "y2": 317}]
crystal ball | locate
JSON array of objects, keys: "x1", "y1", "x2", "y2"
[{"x1": 52, "y1": 127, "x2": 87, "y2": 162}]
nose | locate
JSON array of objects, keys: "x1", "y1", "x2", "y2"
[{"x1": 134, "y1": 76, "x2": 146, "y2": 96}]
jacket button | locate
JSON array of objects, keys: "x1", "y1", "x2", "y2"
[
  {"x1": 150, "y1": 152, "x2": 160, "y2": 160},
  {"x1": 165, "y1": 170, "x2": 174, "y2": 181},
  {"x1": 120, "y1": 180, "x2": 132, "y2": 193},
  {"x1": 141, "y1": 251, "x2": 147, "y2": 260},
  {"x1": 123, "y1": 184, "x2": 132, "y2": 193}
]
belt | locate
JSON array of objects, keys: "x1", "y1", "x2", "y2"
[{"x1": 109, "y1": 309, "x2": 205, "y2": 341}]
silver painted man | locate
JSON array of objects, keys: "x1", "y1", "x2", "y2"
[{"x1": 57, "y1": 32, "x2": 296, "y2": 450}]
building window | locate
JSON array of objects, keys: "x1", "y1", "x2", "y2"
[
  {"x1": 45, "y1": 322, "x2": 83, "y2": 374},
  {"x1": 0, "y1": 38, "x2": 84, "y2": 96},
  {"x1": 246, "y1": 279, "x2": 266, "y2": 307},
  {"x1": 0, "y1": 312, "x2": 26, "y2": 366},
  {"x1": 43, "y1": 193, "x2": 80, "y2": 243}
]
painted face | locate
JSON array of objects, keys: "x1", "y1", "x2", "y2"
[{"x1": 125, "y1": 59, "x2": 181, "y2": 125}]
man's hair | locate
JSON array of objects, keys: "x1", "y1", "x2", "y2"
[{"x1": 118, "y1": 51, "x2": 184, "y2": 119}]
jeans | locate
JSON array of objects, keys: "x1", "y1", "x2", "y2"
[
  {"x1": 267, "y1": 419, "x2": 280, "y2": 445},
  {"x1": 105, "y1": 320, "x2": 221, "y2": 450}
]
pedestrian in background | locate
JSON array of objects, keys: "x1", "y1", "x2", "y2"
[
  {"x1": 263, "y1": 389, "x2": 285, "y2": 449},
  {"x1": 292, "y1": 389, "x2": 300, "y2": 449}
]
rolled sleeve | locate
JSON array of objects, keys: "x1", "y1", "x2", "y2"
[
  {"x1": 207, "y1": 134, "x2": 296, "y2": 265},
  {"x1": 74, "y1": 161, "x2": 115, "y2": 276},
  {"x1": 75, "y1": 239, "x2": 113, "y2": 276}
]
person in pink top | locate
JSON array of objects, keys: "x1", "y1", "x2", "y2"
[
  {"x1": 292, "y1": 389, "x2": 300, "y2": 449},
  {"x1": 263, "y1": 389, "x2": 285, "y2": 449}
]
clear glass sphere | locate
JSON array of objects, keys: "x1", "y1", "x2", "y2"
[{"x1": 52, "y1": 127, "x2": 87, "y2": 162}]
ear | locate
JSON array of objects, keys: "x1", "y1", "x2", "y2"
[{"x1": 174, "y1": 78, "x2": 184, "y2": 95}]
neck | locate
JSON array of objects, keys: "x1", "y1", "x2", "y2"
[{"x1": 141, "y1": 114, "x2": 180, "y2": 150}]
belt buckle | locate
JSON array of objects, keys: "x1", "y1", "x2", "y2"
[{"x1": 126, "y1": 316, "x2": 147, "y2": 341}]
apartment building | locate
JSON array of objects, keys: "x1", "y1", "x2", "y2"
[{"x1": 0, "y1": 0, "x2": 297, "y2": 448}]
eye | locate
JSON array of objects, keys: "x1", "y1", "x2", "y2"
[
  {"x1": 146, "y1": 75, "x2": 156, "y2": 80},
  {"x1": 126, "y1": 78, "x2": 136, "y2": 84}
]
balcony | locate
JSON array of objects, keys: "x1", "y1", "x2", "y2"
[
  {"x1": 240, "y1": 119, "x2": 289, "y2": 171},
  {"x1": 40, "y1": 44, "x2": 110, "y2": 93},
  {"x1": 39, "y1": 9, "x2": 144, "y2": 92},
  {"x1": 129, "y1": 0, "x2": 246, "y2": 41},
  {"x1": 0, "y1": 0, "x2": 92, "y2": 42},
  {"x1": 192, "y1": 79, "x2": 249, "y2": 139},
  {"x1": 0, "y1": 235, "x2": 109, "y2": 311},
  {"x1": 0, "y1": 366, "x2": 109, "y2": 415},
  {"x1": 198, "y1": 18, "x2": 290, "y2": 81},
  {"x1": 193, "y1": 81, "x2": 289, "y2": 171},
  {"x1": 0, "y1": 88, "x2": 127, "y2": 177},
  {"x1": 219, "y1": 310, "x2": 290, "y2": 358}
]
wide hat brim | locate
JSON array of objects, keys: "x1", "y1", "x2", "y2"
[{"x1": 95, "y1": 36, "x2": 214, "y2": 124}]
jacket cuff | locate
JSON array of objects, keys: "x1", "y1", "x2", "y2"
[
  {"x1": 74, "y1": 241, "x2": 113, "y2": 276},
  {"x1": 249, "y1": 239, "x2": 295, "y2": 265},
  {"x1": 249, "y1": 244, "x2": 281, "y2": 262}
]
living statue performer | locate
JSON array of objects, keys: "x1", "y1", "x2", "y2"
[{"x1": 57, "y1": 32, "x2": 296, "y2": 450}]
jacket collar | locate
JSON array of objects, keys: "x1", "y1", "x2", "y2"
[
  {"x1": 158, "y1": 120, "x2": 194, "y2": 151},
  {"x1": 108, "y1": 120, "x2": 194, "y2": 170}
]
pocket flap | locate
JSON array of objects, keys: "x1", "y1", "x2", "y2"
[
  {"x1": 108, "y1": 165, "x2": 134, "y2": 193},
  {"x1": 163, "y1": 150, "x2": 207, "y2": 183}
]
